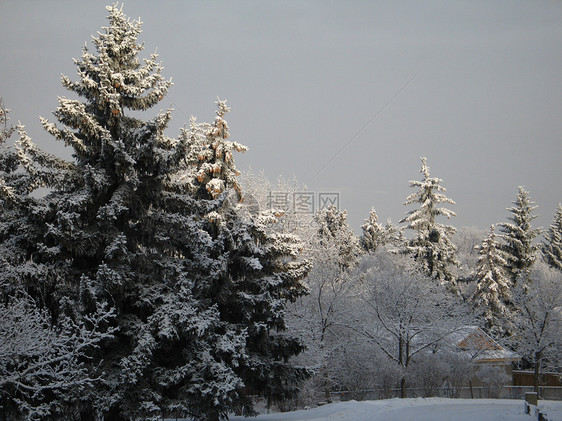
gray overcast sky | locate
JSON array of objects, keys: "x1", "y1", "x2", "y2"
[{"x1": 1, "y1": 1, "x2": 561, "y2": 233}]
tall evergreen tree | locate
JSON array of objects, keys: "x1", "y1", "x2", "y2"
[
  {"x1": 542, "y1": 203, "x2": 562, "y2": 272},
  {"x1": 498, "y1": 186, "x2": 541, "y2": 285},
  {"x1": 177, "y1": 100, "x2": 311, "y2": 419},
  {"x1": 470, "y1": 225, "x2": 512, "y2": 335},
  {"x1": 399, "y1": 157, "x2": 458, "y2": 288},
  {"x1": 0, "y1": 99, "x2": 21, "y2": 240},
  {"x1": 0, "y1": 5, "x2": 309, "y2": 420}
]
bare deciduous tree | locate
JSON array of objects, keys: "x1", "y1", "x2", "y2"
[
  {"x1": 357, "y1": 251, "x2": 472, "y2": 398},
  {"x1": 509, "y1": 262, "x2": 562, "y2": 393}
]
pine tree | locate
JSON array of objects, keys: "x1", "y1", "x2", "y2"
[
  {"x1": 361, "y1": 208, "x2": 400, "y2": 253},
  {"x1": 0, "y1": 99, "x2": 19, "y2": 259},
  {"x1": 1, "y1": 5, "x2": 309, "y2": 420},
  {"x1": 315, "y1": 205, "x2": 361, "y2": 270},
  {"x1": 0, "y1": 99, "x2": 21, "y2": 226},
  {"x1": 498, "y1": 186, "x2": 541, "y2": 285},
  {"x1": 542, "y1": 204, "x2": 562, "y2": 272},
  {"x1": 0, "y1": 101, "x2": 44, "y2": 310},
  {"x1": 175, "y1": 100, "x2": 311, "y2": 419},
  {"x1": 470, "y1": 225, "x2": 512, "y2": 334},
  {"x1": 360, "y1": 208, "x2": 384, "y2": 253},
  {"x1": 188, "y1": 100, "x2": 247, "y2": 200},
  {"x1": 399, "y1": 157, "x2": 458, "y2": 288}
]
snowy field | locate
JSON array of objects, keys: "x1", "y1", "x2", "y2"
[{"x1": 229, "y1": 398, "x2": 562, "y2": 421}]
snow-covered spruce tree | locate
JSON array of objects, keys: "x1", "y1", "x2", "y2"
[
  {"x1": 399, "y1": 157, "x2": 458, "y2": 289},
  {"x1": 542, "y1": 203, "x2": 562, "y2": 272},
  {"x1": 315, "y1": 205, "x2": 361, "y2": 269},
  {"x1": 3, "y1": 5, "x2": 309, "y2": 420},
  {"x1": 2, "y1": 103, "x2": 117, "y2": 419},
  {"x1": 470, "y1": 225, "x2": 512, "y2": 335},
  {"x1": 498, "y1": 186, "x2": 541, "y2": 286},
  {"x1": 361, "y1": 208, "x2": 383, "y2": 253},
  {"x1": 360, "y1": 208, "x2": 400, "y2": 253},
  {"x1": 0, "y1": 100, "x2": 21, "y2": 279},
  {"x1": 0, "y1": 99, "x2": 26, "y2": 273},
  {"x1": 175, "y1": 100, "x2": 310, "y2": 418},
  {"x1": 183, "y1": 99, "x2": 247, "y2": 200},
  {"x1": 2, "y1": 5, "x2": 176, "y2": 418}
]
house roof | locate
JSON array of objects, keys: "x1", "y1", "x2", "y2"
[{"x1": 449, "y1": 326, "x2": 520, "y2": 363}]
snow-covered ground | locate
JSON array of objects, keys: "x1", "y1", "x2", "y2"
[{"x1": 230, "y1": 398, "x2": 562, "y2": 421}]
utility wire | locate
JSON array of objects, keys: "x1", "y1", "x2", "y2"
[
  {"x1": 309, "y1": 72, "x2": 419, "y2": 183},
  {"x1": 165, "y1": 73, "x2": 418, "y2": 183},
  {"x1": 164, "y1": 93, "x2": 190, "y2": 121}
]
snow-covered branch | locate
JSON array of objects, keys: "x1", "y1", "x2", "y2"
[{"x1": 0, "y1": 294, "x2": 116, "y2": 419}]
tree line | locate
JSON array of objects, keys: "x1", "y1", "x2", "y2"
[{"x1": 251, "y1": 167, "x2": 560, "y2": 406}]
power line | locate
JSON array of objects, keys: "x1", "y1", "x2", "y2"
[
  {"x1": 309, "y1": 72, "x2": 419, "y2": 183},
  {"x1": 164, "y1": 93, "x2": 190, "y2": 120}
]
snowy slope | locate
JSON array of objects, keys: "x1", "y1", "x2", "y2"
[{"x1": 230, "y1": 398, "x2": 562, "y2": 421}]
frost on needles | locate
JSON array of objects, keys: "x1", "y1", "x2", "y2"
[
  {"x1": 0, "y1": 4, "x2": 310, "y2": 420},
  {"x1": 399, "y1": 157, "x2": 458, "y2": 290}
]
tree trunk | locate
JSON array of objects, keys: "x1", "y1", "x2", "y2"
[
  {"x1": 400, "y1": 377, "x2": 407, "y2": 399},
  {"x1": 534, "y1": 351, "x2": 541, "y2": 394},
  {"x1": 322, "y1": 366, "x2": 332, "y2": 402},
  {"x1": 398, "y1": 331, "x2": 405, "y2": 398}
]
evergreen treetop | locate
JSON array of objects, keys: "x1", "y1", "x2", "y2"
[
  {"x1": 361, "y1": 208, "x2": 383, "y2": 253},
  {"x1": 399, "y1": 157, "x2": 458, "y2": 287},
  {"x1": 401, "y1": 157, "x2": 456, "y2": 227},
  {"x1": 187, "y1": 99, "x2": 247, "y2": 200},
  {"x1": 314, "y1": 205, "x2": 361, "y2": 270},
  {"x1": 361, "y1": 208, "x2": 400, "y2": 253}
]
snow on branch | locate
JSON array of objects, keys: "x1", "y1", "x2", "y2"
[{"x1": 0, "y1": 294, "x2": 117, "y2": 418}]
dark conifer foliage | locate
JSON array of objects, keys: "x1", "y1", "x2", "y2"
[
  {"x1": 0, "y1": 5, "x2": 309, "y2": 420},
  {"x1": 498, "y1": 186, "x2": 541, "y2": 285}
]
